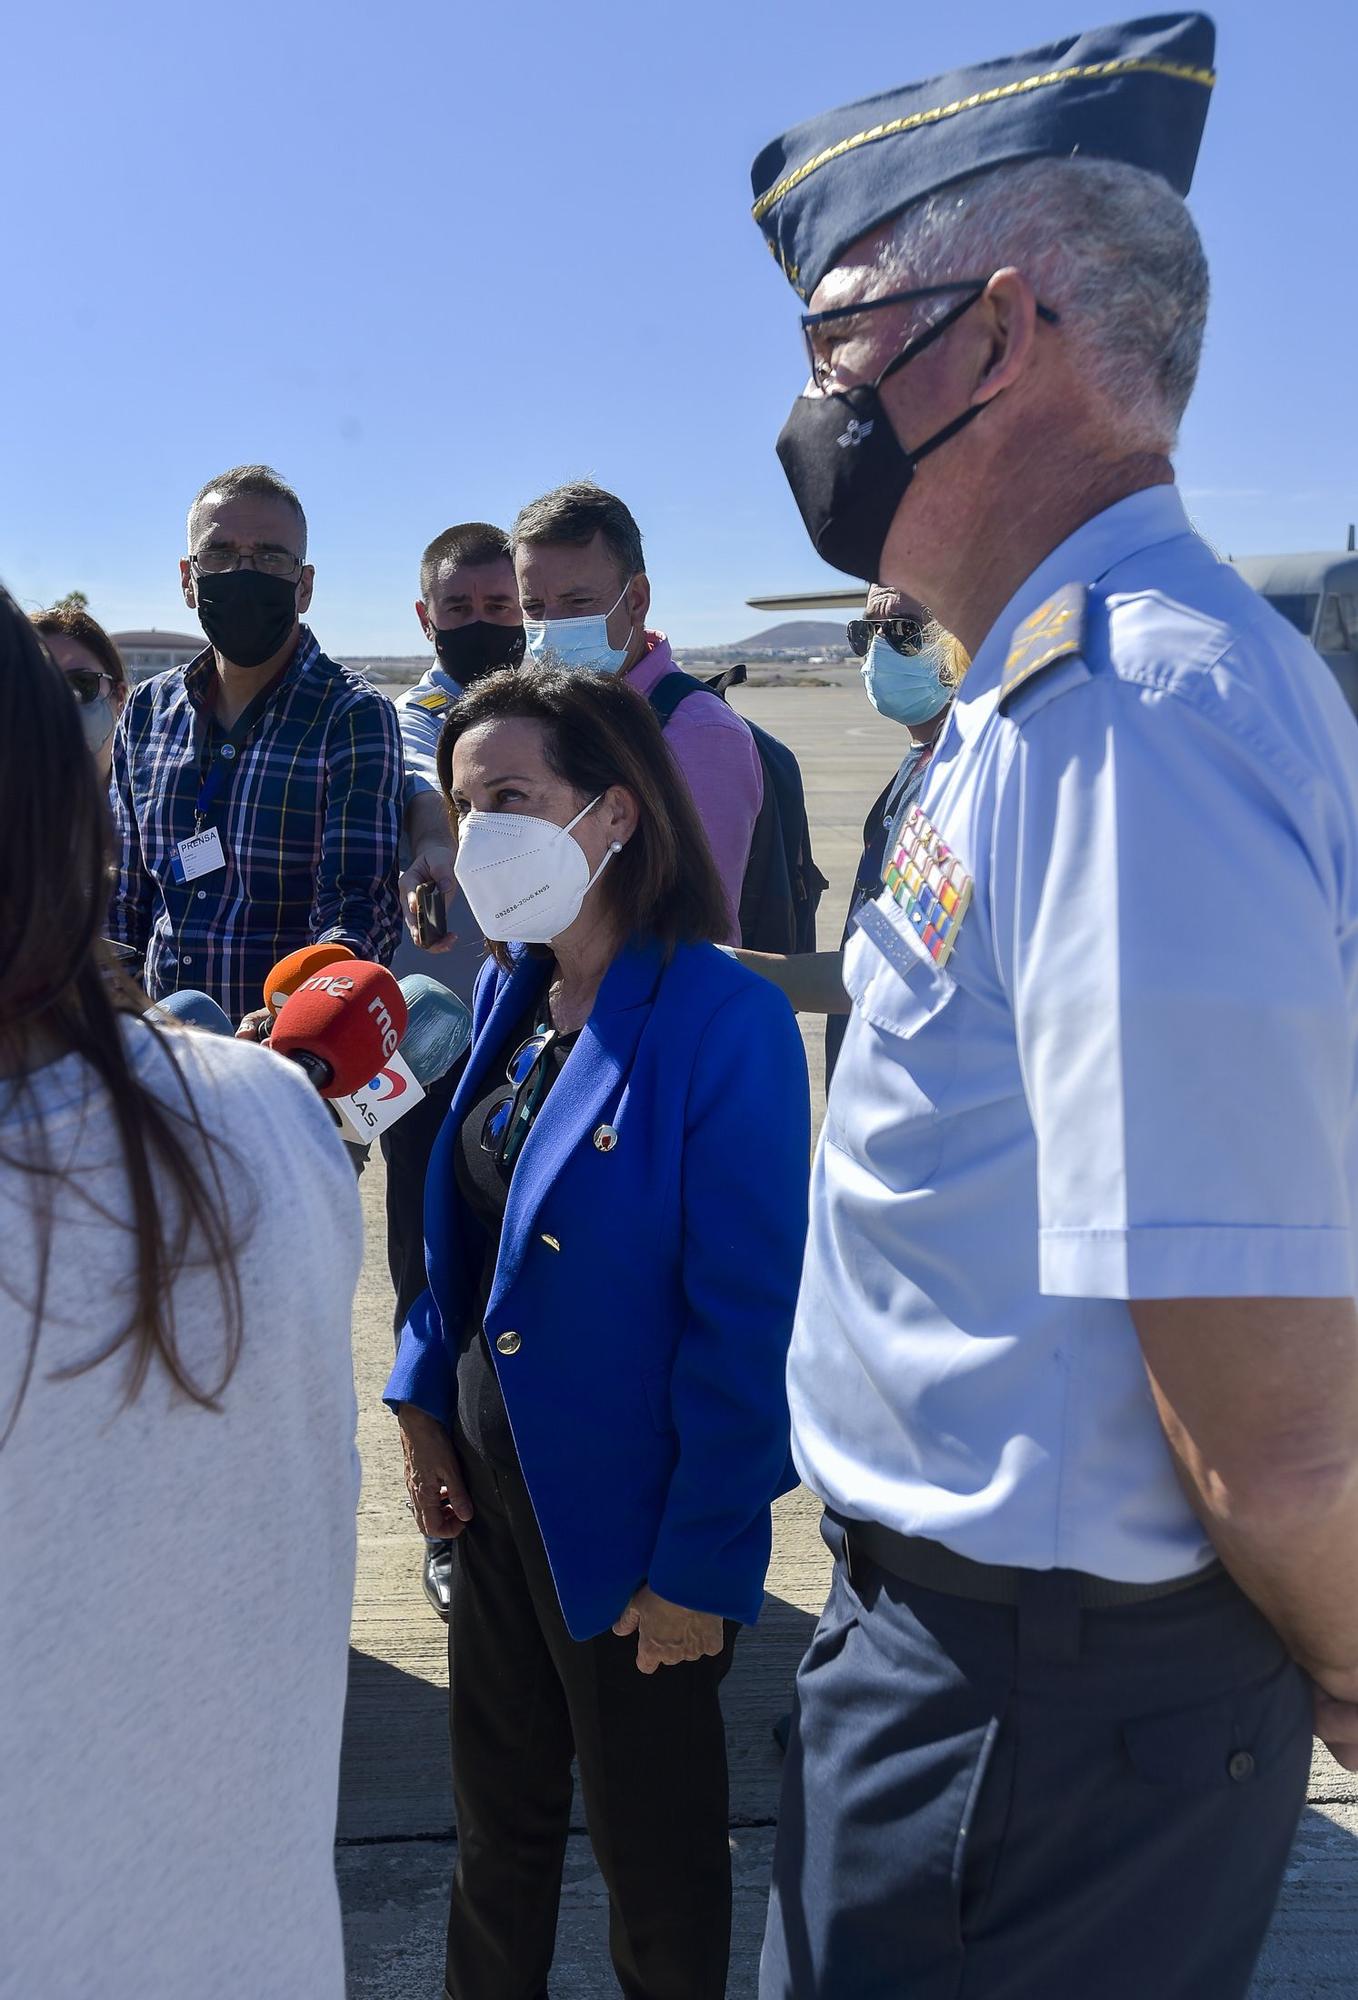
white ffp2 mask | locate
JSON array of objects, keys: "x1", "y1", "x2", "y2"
[{"x1": 454, "y1": 798, "x2": 621, "y2": 943}]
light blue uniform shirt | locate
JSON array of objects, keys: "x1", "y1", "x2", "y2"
[
  {"x1": 791, "y1": 486, "x2": 1358, "y2": 1582},
  {"x1": 394, "y1": 659, "x2": 463, "y2": 801}
]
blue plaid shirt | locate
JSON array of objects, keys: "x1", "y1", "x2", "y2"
[{"x1": 109, "y1": 628, "x2": 404, "y2": 1023}]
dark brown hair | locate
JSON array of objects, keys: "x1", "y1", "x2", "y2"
[
  {"x1": 436, "y1": 664, "x2": 730, "y2": 964},
  {"x1": 0, "y1": 589, "x2": 246, "y2": 1444},
  {"x1": 420, "y1": 521, "x2": 513, "y2": 602},
  {"x1": 511, "y1": 481, "x2": 644, "y2": 586},
  {"x1": 31, "y1": 603, "x2": 128, "y2": 689}
]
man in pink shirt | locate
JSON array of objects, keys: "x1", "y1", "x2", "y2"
[{"x1": 512, "y1": 482, "x2": 763, "y2": 943}]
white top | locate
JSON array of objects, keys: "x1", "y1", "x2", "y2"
[
  {"x1": 790, "y1": 486, "x2": 1358, "y2": 1581},
  {"x1": 0, "y1": 1022, "x2": 363, "y2": 2000}
]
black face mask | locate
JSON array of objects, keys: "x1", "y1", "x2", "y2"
[
  {"x1": 776, "y1": 288, "x2": 990, "y2": 584},
  {"x1": 194, "y1": 568, "x2": 300, "y2": 669},
  {"x1": 432, "y1": 619, "x2": 526, "y2": 686}
]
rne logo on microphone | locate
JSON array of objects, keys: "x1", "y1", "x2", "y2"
[
  {"x1": 305, "y1": 974, "x2": 356, "y2": 998},
  {"x1": 367, "y1": 994, "x2": 400, "y2": 1060}
]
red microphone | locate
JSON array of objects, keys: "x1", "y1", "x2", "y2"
[
  {"x1": 263, "y1": 942, "x2": 355, "y2": 1018},
  {"x1": 269, "y1": 962, "x2": 408, "y2": 1098}
]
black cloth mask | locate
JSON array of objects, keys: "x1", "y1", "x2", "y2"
[
  {"x1": 432, "y1": 619, "x2": 526, "y2": 686},
  {"x1": 194, "y1": 569, "x2": 300, "y2": 669},
  {"x1": 776, "y1": 288, "x2": 989, "y2": 584}
]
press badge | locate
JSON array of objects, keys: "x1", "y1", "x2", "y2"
[{"x1": 171, "y1": 826, "x2": 226, "y2": 883}]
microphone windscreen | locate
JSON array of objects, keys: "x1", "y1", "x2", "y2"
[
  {"x1": 263, "y1": 942, "x2": 356, "y2": 1017},
  {"x1": 270, "y1": 961, "x2": 409, "y2": 1098},
  {"x1": 397, "y1": 976, "x2": 474, "y2": 1086},
  {"x1": 147, "y1": 989, "x2": 235, "y2": 1037}
]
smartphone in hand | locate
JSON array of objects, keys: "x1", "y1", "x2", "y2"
[{"x1": 414, "y1": 882, "x2": 448, "y2": 948}]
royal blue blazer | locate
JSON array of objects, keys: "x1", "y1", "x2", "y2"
[{"x1": 384, "y1": 936, "x2": 811, "y2": 1641}]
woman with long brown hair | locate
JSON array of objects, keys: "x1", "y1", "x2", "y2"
[
  {"x1": 0, "y1": 587, "x2": 364, "y2": 1999},
  {"x1": 387, "y1": 663, "x2": 811, "y2": 2000}
]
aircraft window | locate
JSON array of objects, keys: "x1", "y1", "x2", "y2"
[
  {"x1": 1316, "y1": 594, "x2": 1358, "y2": 653},
  {"x1": 1264, "y1": 593, "x2": 1319, "y2": 637}
]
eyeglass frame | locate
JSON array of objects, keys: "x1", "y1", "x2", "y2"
[
  {"x1": 800, "y1": 278, "x2": 1060, "y2": 392},
  {"x1": 189, "y1": 545, "x2": 307, "y2": 582},
  {"x1": 480, "y1": 1026, "x2": 562, "y2": 1171},
  {"x1": 847, "y1": 615, "x2": 927, "y2": 660},
  {"x1": 62, "y1": 666, "x2": 120, "y2": 706}
]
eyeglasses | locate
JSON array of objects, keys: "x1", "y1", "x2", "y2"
[
  {"x1": 191, "y1": 547, "x2": 304, "y2": 580},
  {"x1": 847, "y1": 617, "x2": 926, "y2": 659},
  {"x1": 801, "y1": 278, "x2": 1060, "y2": 392},
  {"x1": 64, "y1": 667, "x2": 118, "y2": 706},
  {"x1": 480, "y1": 1027, "x2": 561, "y2": 1170}
]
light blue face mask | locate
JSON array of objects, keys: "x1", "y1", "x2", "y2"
[
  {"x1": 80, "y1": 693, "x2": 116, "y2": 758},
  {"x1": 861, "y1": 633, "x2": 951, "y2": 727},
  {"x1": 523, "y1": 578, "x2": 634, "y2": 675}
]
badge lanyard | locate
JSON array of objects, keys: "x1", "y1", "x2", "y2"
[
  {"x1": 167, "y1": 681, "x2": 282, "y2": 941},
  {"x1": 192, "y1": 681, "x2": 280, "y2": 834},
  {"x1": 850, "y1": 740, "x2": 933, "y2": 920}
]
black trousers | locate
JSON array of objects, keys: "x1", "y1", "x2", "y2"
[
  {"x1": 444, "y1": 1431, "x2": 737, "y2": 2000},
  {"x1": 380, "y1": 1060, "x2": 463, "y2": 1335}
]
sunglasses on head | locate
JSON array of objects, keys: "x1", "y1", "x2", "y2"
[
  {"x1": 847, "y1": 616, "x2": 926, "y2": 660},
  {"x1": 64, "y1": 667, "x2": 118, "y2": 706}
]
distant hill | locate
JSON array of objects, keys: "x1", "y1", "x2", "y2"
[{"x1": 732, "y1": 619, "x2": 850, "y2": 652}]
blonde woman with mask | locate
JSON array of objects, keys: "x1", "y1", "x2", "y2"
[{"x1": 732, "y1": 587, "x2": 968, "y2": 1081}]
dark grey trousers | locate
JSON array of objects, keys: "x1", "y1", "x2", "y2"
[{"x1": 761, "y1": 1518, "x2": 1313, "y2": 1999}]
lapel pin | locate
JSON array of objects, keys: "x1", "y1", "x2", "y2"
[{"x1": 593, "y1": 1124, "x2": 618, "y2": 1154}]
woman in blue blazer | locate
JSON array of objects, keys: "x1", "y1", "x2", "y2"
[{"x1": 385, "y1": 664, "x2": 810, "y2": 2000}]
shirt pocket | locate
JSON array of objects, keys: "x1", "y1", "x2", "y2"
[
  {"x1": 825, "y1": 898, "x2": 965, "y2": 1184},
  {"x1": 846, "y1": 897, "x2": 962, "y2": 1038}
]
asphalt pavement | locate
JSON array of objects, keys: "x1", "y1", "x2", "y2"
[{"x1": 340, "y1": 681, "x2": 1357, "y2": 1997}]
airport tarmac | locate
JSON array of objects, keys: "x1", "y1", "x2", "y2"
[{"x1": 339, "y1": 681, "x2": 1358, "y2": 1997}]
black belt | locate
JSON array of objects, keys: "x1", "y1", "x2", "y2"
[{"x1": 834, "y1": 1514, "x2": 1220, "y2": 1610}]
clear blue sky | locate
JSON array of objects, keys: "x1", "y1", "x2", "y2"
[{"x1": 2, "y1": 0, "x2": 1352, "y2": 652}]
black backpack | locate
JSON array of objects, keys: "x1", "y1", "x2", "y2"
[{"x1": 648, "y1": 664, "x2": 828, "y2": 954}]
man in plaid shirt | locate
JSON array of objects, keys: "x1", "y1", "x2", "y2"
[{"x1": 110, "y1": 464, "x2": 403, "y2": 1031}]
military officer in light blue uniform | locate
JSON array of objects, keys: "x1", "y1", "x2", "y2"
[
  {"x1": 389, "y1": 521, "x2": 525, "y2": 1618},
  {"x1": 750, "y1": 14, "x2": 1358, "y2": 1998}
]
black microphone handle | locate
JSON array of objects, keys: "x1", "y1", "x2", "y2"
[{"x1": 285, "y1": 1049, "x2": 335, "y2": 1091}]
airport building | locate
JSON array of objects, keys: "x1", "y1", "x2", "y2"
[{"x1": 112, "y1": 629, "x2": 201, "y2": 680}]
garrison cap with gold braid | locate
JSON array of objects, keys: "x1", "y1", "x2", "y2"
[{"x1": 751, "y1": 13, "x2": 1216, "y2": 301}]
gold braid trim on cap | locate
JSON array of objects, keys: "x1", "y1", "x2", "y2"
[{"x1": 752, "y1": 56, "x2": 1216, "y2": 224}]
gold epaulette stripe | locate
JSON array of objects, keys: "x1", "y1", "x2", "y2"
[{"x1": 752, "y1": 57, "x2": 1216, "y2": 224}]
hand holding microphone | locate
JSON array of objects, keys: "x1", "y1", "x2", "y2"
[{"x1": 270, "y1": 962, "x2": 409, "y2": 1097}]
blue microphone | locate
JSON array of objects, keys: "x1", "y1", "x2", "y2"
[
  {"x1": 396, "y1": 976, "x2": 473, "y2": 1086},
  {"x1": 147, "y1": 989, "x2": 236, "y2": 1037}
]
